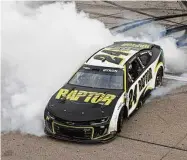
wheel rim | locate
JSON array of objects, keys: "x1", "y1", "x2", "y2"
[{"x1": 156, "y1": 71, "x2": 162, "y2": 87}]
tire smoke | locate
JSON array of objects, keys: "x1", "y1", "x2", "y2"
[{"x1": 1, "y1": 2, "x2": 186, "y2": 135}]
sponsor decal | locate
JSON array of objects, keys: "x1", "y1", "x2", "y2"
[
  {"x1": 102, "y1": 47, "x2": 129, "y2": 55},
  {"x1": 128, "y1": 68, "x2": 152, "y2": 109},
  {"x1": 138, "y1": 68, "x2": 152, "y2": 91},
  {"x1": 122, "y1": 43, "x2": 151, "y2": 49},
  {"x1": 83, "y1": 66, "x2": 90, "y2": 70},
  {"x1": 103, "y1": 69, "x2": 118, "y2": 72},
  {"x1": 128, "y1": 84, "x2": 137, "y2": 109},
  {"x1": 55, "y1": 89, "x2": 116, "y2": 106}
]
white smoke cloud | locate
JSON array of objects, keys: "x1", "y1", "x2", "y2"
[
  {"x1": 157, "y1": 38, "x2": 187, "y2": 73},
  {"x1": 1, "y1": 2, "x2": 187, "y2": 136},
  {"x1": 1, "y1": 2, "x2": 123, "y2": 136},
  {"x1": 120, "y1": 24, "x2": 187, "y2": 73},
  {"x1": 151, "y1": 80, "x2": 186, "y2": 98}
]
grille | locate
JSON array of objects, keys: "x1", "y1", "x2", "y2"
[
  {"x1": 54, "y1": 116, "x2": 91, "y2": 126},
  {"x1": 54, "y1": 123, "x2": 93, "y2": 140},
  {"x1": 93, "y1": 125, "x2": 109, "y2": 138},
  {"x1": 54, "y1": 116, "x2": 109, "y2": 126}
]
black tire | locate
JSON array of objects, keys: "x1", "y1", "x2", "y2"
[
  {"x1": 137, "y1": 99, "x2": 143, "y2": 110},
  {"x1": 117, "y1": 108, "x2": 124, "y2": 133},
  {"x1": 155, "y1": 68, "x2": 163, "y2": 87}
]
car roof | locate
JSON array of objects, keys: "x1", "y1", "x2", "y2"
[{"x1": 85, "y1": 41, "x2": 155, "y2": 68}]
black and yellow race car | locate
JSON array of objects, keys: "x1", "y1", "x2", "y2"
[{"x1": 44, "y1": 41, "x2": 165, "y2": 143}]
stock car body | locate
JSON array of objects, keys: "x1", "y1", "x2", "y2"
[{"x1": 44, "y1": 41, "x2": 165, "y2": 142}]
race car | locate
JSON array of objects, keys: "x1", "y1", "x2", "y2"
[{"x1": 44, "y1": 41, "x2": 165, "y2": 143}]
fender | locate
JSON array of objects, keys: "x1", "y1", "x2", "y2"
[
  {"x1": 154, "y1": 55, "x2": 164, "y2": 87},
  {"x1": 108, "y1": 92, "x2": 127, "y2": 133},
  {"x1": 154, "y1": 50, "x2": 165, "y2": 75}
]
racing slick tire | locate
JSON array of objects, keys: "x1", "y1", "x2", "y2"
[
  {"x1": 155, "y1": 68, "x2": 163, "y2": 88},
  {"x1": 117, "y1": 107, "x2": 124, "y2": 133},
  {"x1": 136, "y1": 99, "x2": 143, "y2": 110}
]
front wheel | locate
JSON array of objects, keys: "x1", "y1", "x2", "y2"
[
  {"x1": 155, "y1": 68, "x2": 163, "y2": 87},
  {"x1": 117, "y1": 108, "x2": 124, "y2": 133}
]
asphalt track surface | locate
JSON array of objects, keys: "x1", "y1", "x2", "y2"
[{"x1": 2, "y1": 1, "x2": 187, "y2": 160}]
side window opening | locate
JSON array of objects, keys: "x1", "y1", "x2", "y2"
[
  {"x1": 128, "y1": 73, "x2": 134, "y2": 87},
  {"x1": 128, "y1": 58, "x2": 143, "y2": 84},
  {"x1": 139, "y1": 51, "x2": 152, "y2": 67}
]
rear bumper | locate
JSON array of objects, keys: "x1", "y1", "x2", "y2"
[{"x1": 44, "y1": 120, "x2": 117, "y2": 143}]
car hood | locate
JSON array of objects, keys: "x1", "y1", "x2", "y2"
[{"x1": 47, "y1": 84, "x2": 123, "y2": 122}]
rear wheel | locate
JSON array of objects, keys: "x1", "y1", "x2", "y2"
[
  {"x1": 155, "y1": 68, "x2": 163, "y2": 87},
  {"x1": 137, "y1": 99, "x2": 143, "y2": 110},
  {"x1": 117, "y1": 108, "x2": 124, "y2": 133}
]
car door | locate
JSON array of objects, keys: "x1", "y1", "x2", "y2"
[
  {"x1": 138, "y1": 50, "x2": 154, "y2": 91},
  {"x1": 126, "y1": 56, "x2": 144, "y2": 115},
  {"x1": 126, "y1": 51, "x2": 154, "y2": 116}
]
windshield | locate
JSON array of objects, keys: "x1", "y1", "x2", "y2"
[{"x1": 69, "y1": 66, "x2": 123, "y2": 90}]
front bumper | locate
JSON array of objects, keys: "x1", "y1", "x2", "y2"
[{"x1": 44, "y1": 118, "x2": 117, "y2": 143}]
